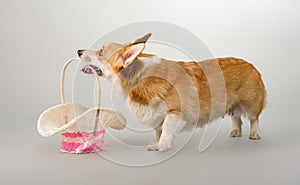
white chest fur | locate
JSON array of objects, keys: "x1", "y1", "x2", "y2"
[{"x1": 126, "y1": 97, "x2": 167, "y2": 128}]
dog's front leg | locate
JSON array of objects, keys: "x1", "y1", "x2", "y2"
[
  {"x1": 158, "y1": 114, "x2": 186, "y2": 152},
  {"x1": 147, "y1": 126, "x2": 162, "y2": 151}
]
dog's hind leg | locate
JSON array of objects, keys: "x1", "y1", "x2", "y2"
[
  {"x1": 228, "y1": 104, "x2": 243, "y2": 137},
  {"x1": 158, "y1": 114, "x2": 186, "y2": 152},
  {"x1": 249, "y1": 118, "x2": 261, "y2": 140},
  {"x1": 230, "y1": 116, "x2": 242, "y2": 137}
]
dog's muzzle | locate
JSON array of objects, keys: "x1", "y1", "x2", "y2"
[{"x1": 81, "y1": 65, "x2": 103, "y2": 76}]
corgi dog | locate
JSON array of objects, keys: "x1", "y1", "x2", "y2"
[{"x1": 78, "y1": 33, "x2": 266, "y2": 152}]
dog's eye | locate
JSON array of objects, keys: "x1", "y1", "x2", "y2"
[{"x1": 99, "y1": 48, "x2": 103, "y2": 56}]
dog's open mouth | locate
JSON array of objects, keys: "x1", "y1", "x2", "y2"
[{"x1": 81, "y1": 65, "x2": 103, "y2": 76}]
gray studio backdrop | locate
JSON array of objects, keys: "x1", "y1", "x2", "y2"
[{"x1": 0, "y1": 0, "x2": 299, "y2": 185}]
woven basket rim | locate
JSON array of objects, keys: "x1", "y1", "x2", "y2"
[{"x1": 37, "y1": 103, "x2": 126, "y2": 137}]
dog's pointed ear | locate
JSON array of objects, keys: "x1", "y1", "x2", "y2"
[
  {"x1": 122, "y1": 43, "x2": 145, "y2": 68},
  {"x1": 132, "y1": 33, "x2": 152, "y2": 44}
]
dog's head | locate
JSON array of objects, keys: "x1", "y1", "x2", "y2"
[{"x1": 78, "y1": 33, "x2": 152, "y2": 80}]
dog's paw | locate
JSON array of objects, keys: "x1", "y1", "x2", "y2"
[
  {"x1": 147, "y1": 142, "x2": 159, "y2": 151},
  {"x1": 249, "y1": 130, "x2": 261, "y2": 140},
  {"x1": 157, "y1": 142, "x2": 171, "y2": 152},
  {"x1": 230, "y1": 128, "x2": 242, "y2": 137}
]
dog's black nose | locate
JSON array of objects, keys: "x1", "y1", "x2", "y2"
[{"x1": 77, "y1": 49, "x2": 86, "y2": 57}]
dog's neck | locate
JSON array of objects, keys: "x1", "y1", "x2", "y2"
[
  {"x1": 118, "y1": 58, "x2": 144, "y2": 93},
  {"x1": 115, "y1": 53, "x2": 160, "y2": 95}
]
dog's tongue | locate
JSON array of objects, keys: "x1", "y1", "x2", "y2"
[
  {"x1": 81, "y1": 64, "x2": 103, "y2": 76},
  {"x1": 81, "y1": 65, "x2": 93, "y2": 74}
]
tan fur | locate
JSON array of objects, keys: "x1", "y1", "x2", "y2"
[
  {"x1": 79, "y1": 33, "x2": 266, "y2": 151},
  {"x1": 121, "y1": 57, "x2": 266, "y2": 126}
]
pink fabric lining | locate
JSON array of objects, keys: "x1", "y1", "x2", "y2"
[{"x1": 60, "y1": 130, "x2": 106, "y2": 153}]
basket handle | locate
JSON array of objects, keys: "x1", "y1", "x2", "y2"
[
  {"x1": 88, "y1": 66, "x2": 101, "y2": 132},
  {"x1": 60, "y1": 58, "x2": 102, "y2": 124},
  {"x1": 61, "y1": 58, "x2": 79, "y2": 105}
]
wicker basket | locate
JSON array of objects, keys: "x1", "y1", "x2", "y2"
[{"x1": 37, "y1": 58, "x2": 126, "y2": 153}]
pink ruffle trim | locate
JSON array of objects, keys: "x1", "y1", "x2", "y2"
[{"x1": 60, "y1": 130, "x2": 106, "y2": 154}]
